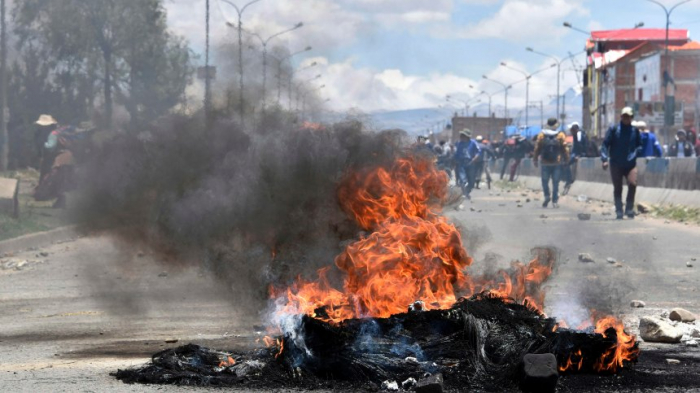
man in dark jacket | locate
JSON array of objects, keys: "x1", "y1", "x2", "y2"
[
  {"x1": 601, "y1": 107, "x2": 642, "y2": 219},
  {"x1": 563, "y1": 122, "x2": 587, "y2": 195},
  {"x1": 454, "y1": 129, "x2": 481, "y2": 200},
  {"x1": 668, "y1": 129, "x2": 696, "y2": 158}
]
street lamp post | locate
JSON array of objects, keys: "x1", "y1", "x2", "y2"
[
  {"x1": 274, "y1": 46, "x2": 311, "y2": 103},
  {"x1": 289, "y1": 62, "x2": 318, "y2": 110},
  {"x1": 482, "y1": 75, "x2": 512, "y2": 123},
  {"x1": 219, "y1": 0, "x2": 263, "y2": 127},
  {"x1": 500, "y1": 62, "x2": 557, "y2": 127},
  {"x1": 250, "y1": 22, "x2": 304, "y2": 112},
  {"x1": 301, "y1": 84, "x2": 325, "y2": 121},
  {"x1": 644, "y1": 0, "x2": 693, "y2": 143},
  {"x1": 525, "y1": 47, "x2": 561, "y2": 120}
]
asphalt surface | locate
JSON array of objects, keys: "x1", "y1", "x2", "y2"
[{"x1": 1, "y1": 182, "x2": 699, "y2": 392}]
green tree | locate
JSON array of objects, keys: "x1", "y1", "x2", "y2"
[{"x1": 13, "y1": 0, "x2": 193, "y2": 129}]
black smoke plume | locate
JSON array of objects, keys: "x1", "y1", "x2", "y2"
[{"x1": 71, "y1": 113, "x2": 409, "y2": 311}]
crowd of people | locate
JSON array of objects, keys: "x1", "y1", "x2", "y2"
[{"x1": 417, "y1": 109, "x2": 699, "y2": 216}]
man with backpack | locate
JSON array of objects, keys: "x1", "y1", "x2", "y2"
[
  {"x1": 533, "y1": 118, "x2": 569, "y2": 208},
  {"x1": 601, "y1": 107, "x2": 643, "y2": 219}
]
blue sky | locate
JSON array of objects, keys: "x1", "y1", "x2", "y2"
[{"x1": 164, "y1": 0, "x2": 700, "y2": 113}]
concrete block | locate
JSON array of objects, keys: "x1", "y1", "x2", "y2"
[
  {"x1": 0, "y1": 177, "x2": 19, "y2": 218},
  {"x1": 415, "y1": 373, "x2": 443, "y2": 393},
  {"x1": 520, "y1": 353, "x2": 558, "y2": 393},
  {"x1": 579, "y1": 158, "x2": 595, "y2": 169},
  {"x1": 646, "y1": 158, "x2": 669, "y2": 174}
]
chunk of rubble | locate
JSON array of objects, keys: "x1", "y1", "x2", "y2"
[
  {"x1": 685, "y1": 340, "x2": 699, "y2": 347},
  {"x1": 637, "y1": 202, "x2": 651, "y2": 214},
  {"x1": 666, "y1": 359, "x2": 681, "y2": 365},
  {"x1": 578, "y1": 253, "x2": 595, "y2": 263},
  {"x1": 415, "y1": 373, "x2": 443, "y2": 393},
  {"x1": 630, "y1": 300, "x2": 646, "y2": 308},
  {"x1": 639, "y1": 316, "x2": 682, "y2": 343},
  {"x1": 381, "y1": 380, "x2": 399, "y2": 391},
  {"x1": 607, "y1": 257, "x2": 617, "y2": 264},
  {"x1": 687, "y1": 261, "x2": 694, "y2": 268},
  {"x1": 577, "y1": 213, "x2": 591, "y2": 221},
  {"x1": 669, "y1": 308, "x2": 696, "y2": 323},
  {"x1": 520, "y1": 353, "x2": 557, "y2": 393},
  {"x1": 402, "y1": 377, "x2": 417, "y2": 390},
  {"x1": 232, "y1": 360, "x2": 265, "y2": 378}
]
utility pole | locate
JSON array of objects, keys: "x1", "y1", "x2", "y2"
[
  {"x1": 0, "y1": 0, "x2": 7, "y2": 171},
  {"x1": 644, "y1": 0, "x2": 692, "y2": 145},
  {"x1": 204, "y1": 0, "x2": 212, "y2": 131}
]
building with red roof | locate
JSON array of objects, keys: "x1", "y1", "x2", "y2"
[{"x1": 582, "y1": 28, "x2": 699, "y2": 144}]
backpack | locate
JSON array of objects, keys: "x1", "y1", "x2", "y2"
[{"x1": 541, "y1": 134, "x2": 559, "y2": 162}]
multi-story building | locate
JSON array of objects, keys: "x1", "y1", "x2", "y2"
[{"x1": 583, "y1": 28, "x2": 700, "y2": 144}]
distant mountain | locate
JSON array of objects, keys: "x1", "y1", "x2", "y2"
[{"x1": 365, "y1": 88, "x2": 584, "y2": 134}]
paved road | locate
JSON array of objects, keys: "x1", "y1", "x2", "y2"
[{"x1": 1, "y1": 183, "x2": 698, "y2": 392}]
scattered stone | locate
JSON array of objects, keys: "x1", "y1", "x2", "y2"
[
  {"x1": 639, "y1": 316, "x2": 682, "y2": 343},
  {"x1": 381, "y1": 380, "x2": 399, "y2": 391},
  {"x1": 692, "y1": 258, "x2": 697, "y2": 262},
  {"x1": 402, "y1": 378, "x2": 417, "y2": 390},
  {"x1": 615, "y1": 263, "x2": 624, "y2": 268},
  {"x1": 470, "y1": 207, "x2": 476, "y2": 212},
  {"x1": 687, "y1": 261, "x2": 694, "y2": 268},
  {"x1": 669, "y1": 308, "x2": 696, "y2": 323},
  {"x1": 630, "y1": 300, "x2": 646, "y2": 308},
  {"x1": 653, "y1": 236, "x2": 657, "y2": 240},
  {"x1": 520, "y1": 353, "x2": 558, "y2": 393},
  {"x1": 602, "y1": 212, "x2": 611, "y2": 216},
  {"x1": 685, "y1": 340, "x2": 699, "y2": 347},
  {"x1": 666, "y1": 359, "x2": 681, "y2": 365},
  {"x1": 539, "y1": 214, "x2": 548, "y2": 219},
  {"x1": 164, "y1": 339, "x2": 179, "y2": 344},
  {"x1": 526, "y1": 198, "x2": 531, "y2": 203},
  {"x1": 457, "y1": 204, "x2": 465, "y2": 211},
  {"x1": 637, "y1": 202, "x2": 651, "y2": 214},
  {"x1": 39, "y1": 252, "x2": 49, "y2": 257},
  {"x1": 521, "y1": 193, "x2": 528, "y2": 197},
  {"x1": 577, "y1": 213, "x2": 591, "y2": 221},
  {"x1": 404, "y1": 356, "x2": 419, "y2": 364},
  {"x1": 607, "y1": 257, "x2": 616, "y2": 264},
  {"x1": 415, "y1": 373, "x2": 443, "y2": 393},
  {"x1": 577, "y1": 195, "x2": 588, "y2": 202},
  {"x1": 516, "y1": 200, "x2": 521, "y2": 203},
  {"x1": 664, "y1": 220, "x2": 671, "y2": 224},
  {"x1": 578, "y1": 253, "x2": 595, "y2": 263},
  {"x1": 158, "y1": 272, "x2": 168, "y2": 278},
  {"x1": 517, "y1": 204, "x2": 523, "y2": 208}
]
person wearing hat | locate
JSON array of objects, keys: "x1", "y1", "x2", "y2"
[
  {"x1": 454, "y1": 129, "x2": 481, "y2": 200},
  {"x1": 533, "y1": 118, "x2": 569, "y2": 208},
  {"x1": 635, "y1": 120, "x2": 662, "y2": 158},
  {"x1": 668, "y1": 129, "x2": 696, "y2": 158},
  {"x1": 601, "y1": 107, "x2": 643, "y2": 219}
]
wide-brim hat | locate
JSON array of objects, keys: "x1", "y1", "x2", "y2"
[
  {"x1": 35, "y1": 114, "x2": 58, "y2": 126},
  {"x1": 459, "y1": 129, "x2": 472, "y2": 138},
  {"x1": 546, "y1": 118, "x2": 559, "y2": 128}
]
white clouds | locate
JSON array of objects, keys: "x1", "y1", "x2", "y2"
[{"x1": 435, "y1": 0, "x2": 589, "y2": 43}]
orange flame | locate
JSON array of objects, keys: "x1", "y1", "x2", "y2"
[
  {"x1": 559, "y1": 349, "x2": 583, "y2": 372},
  {"x1": 593, "y1": 316, "x2": 639, "y2": 372},
  {"x1": 272, "y1": 157, "x2": 556, "y2": 323}
]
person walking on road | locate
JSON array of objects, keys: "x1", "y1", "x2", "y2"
[
  {"x1": 601, "y1": 107, "x2": 642, "y2": 219},
  {"x1": 454, "y1": 129, "x2": 481, "y2": 200},
  {"x1": 563, "y1": 122, "x2": 587, "y2": 195},
  {"x1": 533, "y1": 118, "x2": 569, "y2": 208},
  {"x1": 474, "y1": 135, "x2": 494, "y2": 190},
  {"x1": 635, "y1": 121, "x2": 662, "y2": 158}
]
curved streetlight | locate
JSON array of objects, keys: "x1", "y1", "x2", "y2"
[
  {"x1": 250, "y1": 22, "x2": 304, "y2": 111},
  {"x1": 218, "y1": 0, "x2": 264, "y2": 126},
  {"x1": 301, "y1": 84, "x2": 325, "y2": 121},
  {"x1": 273, "y1": 46, "x2": 311, "y2": 103},
  {"x1": 525, "y1": 48, "x2": 587, "y2": 120},
  {"x1": 562, "y1": 21, "x2": 644, "y2": 36},
  {"x1": 644, "y1": 0, "x2": 693, "y2": 138},
  {"x1": 287, "y1": 61, "x2": 317, "y2": 110},
  {"x1": 482, "y1": 75, "x2": 512, "y2": 122},
  {"x1": 500, "y1": 62, "x2": 556, "y2": 126}
]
